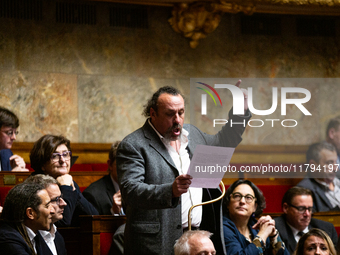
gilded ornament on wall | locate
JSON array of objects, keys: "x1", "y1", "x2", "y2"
[
  {"x1": 168, "y1": 0, "x2": 340, "y2": 48},
  {"x1": 168, "y1": 2, "x2": 224, "y2": 48}
]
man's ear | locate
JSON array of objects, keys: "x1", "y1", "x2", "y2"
[
  {"x1": 107, "y1": 159, "x2": 113, "y2": 171},
  {"x1": 282, "y1": 202, "x2": 289, "y2": 214},
  {"x1": 150, "y1": 107, "x2": 156, "y2": 118},
  {"x1": 26, "y1": 207, "x2": 36, "y2": 220},
  {"x1": 328, "y1": 128, "x2": 336, "y2": 140}
]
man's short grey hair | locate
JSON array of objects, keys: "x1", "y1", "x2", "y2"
[
  {"x1": 24, "y1": 174, "x2": 59, "y2": 188},
  {"x1": 174, "y1": 230, "x2": 213, "y2": 255},
  {"x1": 306, "y1": 141, "x2": 336, "y2": 164}
]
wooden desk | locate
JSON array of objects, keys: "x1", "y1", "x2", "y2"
[
  {"x1": 80, "y1": 215, "x2": 126, "y2": 255},
  {"x1": 59, "y1": 215, "x2": 126, "y2": 255},
  {"x1": 0, "y1": 171, "x2": 107, "y2": 187},
  {"x1": 0, "y1": 171, "x2": 303, "y2": 187}
]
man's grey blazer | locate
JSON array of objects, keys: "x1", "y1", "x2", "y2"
[
  {"x1": 297, "y1": 178, "x2": 340, "y2": 212},
  {"x1": 275, "y1": 215, "x2": 338, "y2": 254},
  {"x1": 117, "y1": 111, "x2": 250, "y2": 255}
]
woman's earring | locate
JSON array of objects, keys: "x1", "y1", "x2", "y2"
[{"x1": 251, "y1": 212, "x2": 255, "y2": 218}]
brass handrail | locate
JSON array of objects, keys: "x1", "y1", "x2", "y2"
[{"x1": 188, "y1": 180, "x2": 226, "y2": 230}]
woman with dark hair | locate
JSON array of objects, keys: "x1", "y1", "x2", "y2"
[
  {"x1": 223, "y1": 180, "x2": 288, "y2": 255},
  {"x1": 30, "y1": 134, "x2": 98, "y2": 227},
  {"x1": 294, "y1": 229, "x2": 336, "y2": 255}
]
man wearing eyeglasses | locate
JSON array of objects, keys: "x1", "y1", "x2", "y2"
[
  {"x1": 0, "y1": 106, "x2": 26, "y2": 171},
  {"x1": 274, "y1": 186, "x2": 337, "y2": 254},
  {"x1": 0, "y1": 183, "x2": 55, "y2": 254},
  {"x1": 25, "y1": 174, "x2": 68, "y2": 255}
]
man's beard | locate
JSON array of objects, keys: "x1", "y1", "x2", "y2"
[{"x1": 163, "y1": 124, "x2": 182, "y2": 143}]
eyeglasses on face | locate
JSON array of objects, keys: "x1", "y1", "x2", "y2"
[
  {"x1": 51, "y1": 151, "x2": 72, "y2": 162},
  {"x1": 288, "y1": 203, "x2": 314, "y2": 214},
  {"x1": 50, "y1": 194, "x2": 64, "y2": 205},
  {"x1": 230, "y1": 192, "x2": 256, "y2": 203},
  {"x1": 1, "y1": 129, "x2": 19, "y2": 137}
]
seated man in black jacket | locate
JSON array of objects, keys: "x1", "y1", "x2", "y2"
[
  {"x1": 0, "y1": 183, "x2": 55, "y2": 254},
  {"x1": 25, "y1": 174, "x2": 68, "y2": 255},
  {"x1": 83, "y1": 141, "x2": 123, "y2": 215},
  {"x1": 274, "y1": 186, "x2": 337, "y2": 254},
  {"x1": 83, "y1": 141, "x2": 125, "y2": 255}
]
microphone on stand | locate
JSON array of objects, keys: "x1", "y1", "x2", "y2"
[{"x1": 187, "y1": 180, "x2": 226, "y2": 230}]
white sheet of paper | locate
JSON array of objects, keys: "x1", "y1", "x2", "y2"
[{"x1": 187, "y1": 145, "x2": 235, "y2": 188}]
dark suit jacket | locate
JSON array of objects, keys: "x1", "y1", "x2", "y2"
[
  {"x1": 117, "y1": 110, "x2": 250, "y2": 255},
  {"x1": 275, "y1": 215, "x2": 338, "y2": 254},
  {"x1": 0, "y1": 149, "x2": 13, "y2": 171},
  {"x1": 297, "y1": 178, "x2": 339, "y2": 212},
  {"x1": 83, "y1": 174, "x2": 117, "y2": 215},
  {"x1": 36, "y1": 229, "x2": 67, "y2": 255},
  {"x1": 55, "y1": 181, "x2": 99, "y2": 227},
  {"x1": 0, "y1": 221, "x2": 33, "y2": 254}
]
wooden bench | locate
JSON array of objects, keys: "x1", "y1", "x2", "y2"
[
  {"x1": 0, "y1": 171, "x2": 108, "y2": 206},
  {"x1": 0, "y1": 170, "x2": 303, "y2": 213},
  {"x1": 0, "y1": 143, "x2": 311, "y2": 254},
  {"x1": 10, "y1": 143, "x2": 309, "y2": 164},
  {"x1": 0, "y1": 171, "x2": 107, "y2": 188},
  {"x1": 57, "y1": 212, "x2": 340, "y2": 255},
  {"x1": 58, "y1": 215, "x2": 126, "y2": 255}
]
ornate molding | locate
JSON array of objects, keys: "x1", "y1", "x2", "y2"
[
  {"x1": 257, "y1": 0, "x2": 340, "y2": 6},
  {"x1": 168, "y1": 2, "x2": 224, "y2": 48},
  {"x1": 169, "y1": 0, "x2": 340, "y2": 48},
  {"x1": 217, "y1": 1, "x2": 256, "y2": 14}
]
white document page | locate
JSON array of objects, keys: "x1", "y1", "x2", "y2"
[{"x1": 188, "y1": 144, "x2": 235, "y2": 188}]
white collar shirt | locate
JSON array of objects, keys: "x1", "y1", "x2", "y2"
[
  {"x1": 314, "y1": 177, "x2": 340, "y2": 209},
  {"x1": 109, "y1": 174, "x2": 125, "y2": 216},
  {"x1": 39, "y1": 224, "x2": 58, "y2": 255},
  {"x1": 148, "y1": 119, "x2": 203, "y2": 228},
  {"x1": 25, "y1": 226, "x2": 37, "y2": 254},
  {"x1": 286, "y1": 221, "x2": 309, "y2": 243}
]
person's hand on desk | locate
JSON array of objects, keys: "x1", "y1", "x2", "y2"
[{"x1": 10, "y1": 154, "x2": 28, "y2": 171}]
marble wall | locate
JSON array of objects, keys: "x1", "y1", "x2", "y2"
[{"x1": 0, "y1": 4, "x2": 339, "y2": 145}]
